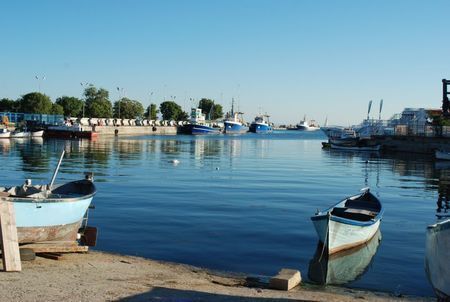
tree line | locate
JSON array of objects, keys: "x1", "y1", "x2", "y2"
[{"x1": 0, "y1": 85, "x2": 224, "y2": 121}]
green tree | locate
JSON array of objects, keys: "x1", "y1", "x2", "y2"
[
  {"x1": 0, "y1": 98, "x2": 19, "y2": 112},
  {"x1": 19, "y1": 92, "x2": 52, "y2": 114},
  {"x1": 159, "y1": 101, "x2": 187, "y2": 120},
  {"x1": 145, "y1": 103, "x2": 159, "y2": 120},
  {"x1": 55, "y1": 96, "x2": 84, "y2": 117},
  {"x1": 198, "y1": 98, "x2": 223, "y2": 120},
  {"x1": 84, "y1": 86, "x2": 112, "y2": 118},
  {"x1": 51, "y1": 103, "x2": 64, "y2": 115},
  {"x1": 113, "y1": 98, "x2": 144, "y2": 119}
]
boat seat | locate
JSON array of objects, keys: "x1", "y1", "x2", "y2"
[
  {"x1": 343, "y1": 208, "x2": 377, "y2": 217},
  {"x1": 345, "y1": 200, "x2": 380, "y2": 211}
]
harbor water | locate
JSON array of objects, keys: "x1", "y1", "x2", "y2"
[{"x1": 0, "y1": 131, "x2": 443, "y2": 297}]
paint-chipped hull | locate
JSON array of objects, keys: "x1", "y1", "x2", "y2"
[
  {"x1": 312, "y1": 215, "x2": 380, "y2": 254},
  {"x1": 425, "y1": 219, "x2": 450, "y2": 299},
  {"x1": 4, "y1": 179, "x2": 96, "y2": 244},
  {"x1": 17, "y1": 221, "x2": 82, "y2": 244}
]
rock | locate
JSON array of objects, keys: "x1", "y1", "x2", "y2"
[{"x1": 269, "y1": 269, "x2": 301, "y2": 291}]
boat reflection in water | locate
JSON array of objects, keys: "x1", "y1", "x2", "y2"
[
  {"x1": 308, "y1": 230, "x2": 381, "y2": 285},
  {"x1": 425, "y1": 218, "x2": 450, "y2": 300}
]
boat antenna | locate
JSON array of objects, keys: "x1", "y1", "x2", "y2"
[
  {"x1": 49, "y1": 149, "x2": 65, "y2": 190},
  {"x1": 379, "y1": 99, "x2": 383, "y2": 120},
  {"x1": 367, "y1": 100, "x2": 372, "y2": 120}
]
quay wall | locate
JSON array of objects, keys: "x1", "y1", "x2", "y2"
[
  {"x1": 375, "y1": 135, "x2": 450, "y2": 154},
  {"x1": 94, "y1": 125, "x2": 178, "y2": 136}
]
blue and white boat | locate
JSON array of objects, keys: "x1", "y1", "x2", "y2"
[
  {"x1": 0, "y1": 174, "x2": 96, "y2": 244},
  {"x1": 311, "y1": 188, "x2": 383, "y2": 254},
  {"x1": 249, "y1": 114, "x2": 272, "y2": 134},
  {"x1": 223, "y1": 101, "x2": 248, "y2": 134},
  {"x1": 180, "y1": 108, "x2": 221, "y2": 135}
]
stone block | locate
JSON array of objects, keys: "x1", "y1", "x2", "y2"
[{"x1": 269, "y1": 269, "x2": 301, "y2": 291}]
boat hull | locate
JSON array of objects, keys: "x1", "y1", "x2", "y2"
[
  {"x1": 180, "y1": 124, "x2": 221, "y2": 135},
  {"x1": 224, "y1": 121, "x2": 248, "y2": 134},
  {"x1": 311, "y1": 215, "x2": 380, "y2": 254},
  {"x1": 4, "y1": 179, "x2": 96, "y2": 244},
  {"x1": 11, "y1": 131, "x2": 31, "y2": 138},
  {"x1": 31, "y1": 130, "x2": 44, "y2": 137},
  {"x1": 425, "y1": 219, "x2": 450, "y2": 299},
  {"x1": 45, "y1": 129, "x2": 97, "y2": 139},
  {"x1": 249, "y1": 123, "x2": 272, "y2": 134},
  {"x1": 435, "y1": 150, "x2": 450, "y2": 161},
  {"x1": 0, "y1": 132, "x2": 11, "y2": 138},
  {"x1": 330, "y1": 143, "x2": 381, "y2": 151}
]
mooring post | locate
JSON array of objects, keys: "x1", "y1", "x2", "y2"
[{"x1": 0, "y1": 199, "x2": 22, "y2": 272}]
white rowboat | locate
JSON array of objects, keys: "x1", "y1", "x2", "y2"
[{"x1": 311, "y1": 188, "x2": 383, "y2": 254}]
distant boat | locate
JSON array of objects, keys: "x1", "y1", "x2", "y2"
[
  {"x1": 292, "y1": 116, "x2": 320, "y2": 131},
  {"x1": 308, "y1": 230, "x2": 382, "y2": 285},
  {"x1": 223, "y1": 100, "x2": 248, "y2": 134},
  {"x1": 311, "y1": 188, "x2": 383, "y2": 254},
  {"x1": 435, "y1": 150, "x2": 450, "y2": 161},
  {"x1": 31, "y1": 130, "x2": 44, "y2": 137},
  {"x1": 0, "y1": 128, "x2": 11, "y2": 138},
  {"x1": 179, "y1": 108, "x2": 221, "y2": 135},
  {"x1": 249, "y1": 114, "x2": 272, "y2": 134},
  {"x1": 10, "y1": 130, "x2": 31, "y2": 138},
  {"x1": 425, "y1": 218, "x2": 449, "y2": 300},
  {"x1": 45, "y1": 123, "x2": 98, "y2": 139},
  {"x1": 0, "y1": 173, "x2": 96, "y2": 243}
]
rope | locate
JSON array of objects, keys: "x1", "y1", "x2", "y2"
[{"x1": 318, "y1": 212, "x2": 331, "y2": 262}]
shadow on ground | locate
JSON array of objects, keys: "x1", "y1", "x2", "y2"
[{"x1": 117, "y1": 287, "x2": 313, "y2": 302}]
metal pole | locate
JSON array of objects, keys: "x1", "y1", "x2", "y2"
[{"x1": 49, "y1": 150, "x2": 65, "y2": 190}]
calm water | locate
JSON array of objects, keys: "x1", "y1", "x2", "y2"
[{"x1": 1, "y1": 131, "x2": 446, "y2": 297}]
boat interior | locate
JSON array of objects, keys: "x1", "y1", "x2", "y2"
[
  {"x1": 331, "y1": 192, "x2": 381, "y2": 221},
  {"x1": 0, "y1": 179, "x2": 96, "y2": 199}
]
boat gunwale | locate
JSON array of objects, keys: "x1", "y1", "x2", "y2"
[{"x1": 2, "y1": 180, "x2": 97, "y2": 204}]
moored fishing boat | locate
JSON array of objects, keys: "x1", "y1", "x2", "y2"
[
  {"x1": 45, "y1": 123, "x2": 98, "y2": 139},
  {"x1": 311, "y1": 188, "x2": 383, "y2": 254},
  {"x1": 179, "y1": 108, "x2": 221, "y2": 135},
  {"x1": 293, "y1": 116, "x2": 320, "y2": 131},
  {"x1": 223, "y1": 99, "x2": 248, "y2": 134},
  {"x1": 425, "y1": 218, "x2": 450, "y2": 300},
  {"x1": 0, "y1": 173, "x2": 96, "y2": 243},
  {"x1": 249, "y1": 114, "x2": 272, "y2": 134}
]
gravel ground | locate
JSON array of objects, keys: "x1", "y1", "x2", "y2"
[{"x1": 0, "y1": 251, "x2": 434, "y2": 302}]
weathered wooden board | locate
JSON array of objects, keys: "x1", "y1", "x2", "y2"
[
  {"x1": 0, "y1": 200, "x2": 22, "y2": 271},
  {"x1": 20, "y1": 242, "x2": 88, "y2": 253}
]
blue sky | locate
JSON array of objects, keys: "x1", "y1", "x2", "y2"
[{"x1": 1, "y1": 0, "x2": 449, "y2": 125}]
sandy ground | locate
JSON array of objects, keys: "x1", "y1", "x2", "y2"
[{"x1": 0, "y1": 251, "x2": 434, "y2": 302}]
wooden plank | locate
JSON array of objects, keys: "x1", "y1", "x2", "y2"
[
  {"x1": 0, "y1": 200, "x2": 22, "y2": 271},
  {"x1": 19, "y1": 243, "x2": 88, "y2": 253},
  {"x1": 37, "y1": 253, "x2": 63, "y2": 260}
]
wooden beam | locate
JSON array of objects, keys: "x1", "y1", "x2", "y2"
[
  {"x1": 0, "y1": 200, "x2": 22, "y2": 271},
  {"x1": 19, "y1": 242, "x2": 88, "y2": 253}
]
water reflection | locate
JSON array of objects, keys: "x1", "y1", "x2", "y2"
[
  {"x1": 425, "y1": 219, "x2": 450, "y2": 300},
  {"x1": 308, "y1": 230, "x2": 382, "y2": 285}
]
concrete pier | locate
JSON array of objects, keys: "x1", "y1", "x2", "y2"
[
  {"x1": 374, "y1": 135, "x2": 450, "y2": 154},
  {"x1": 93, "y1": 125, "x2": 178, "y2": 136}
]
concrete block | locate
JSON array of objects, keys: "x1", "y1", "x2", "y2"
[{"x1": 269, "y1": 269, "x2": 301, "y2": 291}]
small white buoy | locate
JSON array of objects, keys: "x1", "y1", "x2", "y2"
[{"x1": 170, "y1": 159, "x2": 180, "y2": 165}]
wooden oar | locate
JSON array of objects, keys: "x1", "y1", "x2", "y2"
[{"x1": 49, "y1": 150, "x2": 65, "y2": 191}]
